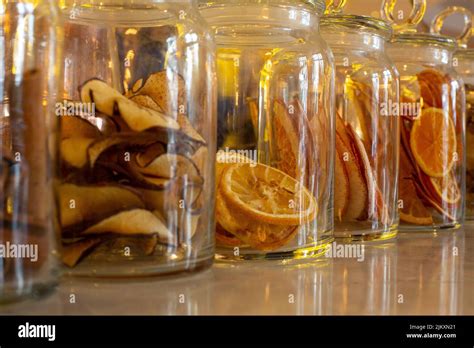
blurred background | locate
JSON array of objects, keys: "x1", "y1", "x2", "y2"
[{"x1": 341, "y1": 0, "x2": 474, "y2": 48}]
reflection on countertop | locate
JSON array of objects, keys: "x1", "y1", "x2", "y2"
[{"x1": 1, "y1": 223, "x2": 473, "y2": 315}]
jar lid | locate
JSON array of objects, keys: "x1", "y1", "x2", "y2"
[
  {"x1": 199, "y1": 0, "x2": 326, "y2": 14},
  {"x1": 320, "y1": 14, "x2": 392, "y2": 40},
  {"x1": 392, "y1": 32, "x2": 457, "y2": 49}
]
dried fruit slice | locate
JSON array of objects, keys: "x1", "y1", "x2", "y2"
[
  {"x1": 417, "y1": 69, "x2": 447, "y2": 108},
  {"x1": 106, "y1": 235, "x2": 159, "y2": 256},
  {"x1": 335, "y1": 132, "x2": 368, "y2": 221},
  {"x1": 129, "y1": 95, "x2": 163, "y2": 113},
  {"x1": 87, "y1": 133, "x2": 159, "y2": 167},
  {"x1": 60, "y1": 116, "x2": 101, "y2": 139},
  {"x1": 410, "y1": 107, "x2": 457, "y2": 178},
  {"x1": 80, "y1": 79, "x2": 179, "y2": 132},
  {"x1": 399, "y1": 145, "x2": 433, "y2": 225},
  {"x1": 134, "y1": 153, "x2": 200, "y2": 179},
  {"x1": 273, "y1": 100, "x2": 299, "y2": 178},
  {"x1": 425, "y1": 171, "x2": 461, "y2": 205},
  {"x1": 59, "y1": 184, "x2": 145, "y2": 228},
  {"x1": 61, "y1": 138, "x2": 95, "y2": 168},
  {"x1": 128, "y1": 71, "x2": 186, "y2": 116},
  {"x1": 334, "y1": 148, "x2": 349, "y2": 221},
  {"x1": 62, "y1": 238, "x2": 102, "y2": 267},
  {"x1": 82, "y1": 209, "x2": 171, "y2": 240},
  {"x1": 220, "y1": 163, "x2": 317, "y2": 225},
  {"x1": 346, "y1": 123, "x2": 376, "y2": 220},
  {"x1": 215, "y1": 190, "x2": 297, "y2": 250},
  {"x1": 216, "y1": 223, "x2": 243, "y2": 247}
]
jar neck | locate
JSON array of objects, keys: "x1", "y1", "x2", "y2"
[
  {"x1": 387, "y1": 43, "x2": 453, "y2": 67},
  {"x1": 322, "y1": 31, "x2": 385, "y2": 53},
  {"x1": 201, "y1": 4, "x2": 319, "y2": 33}
]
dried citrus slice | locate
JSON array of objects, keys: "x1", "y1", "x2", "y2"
[
  {"x1": 429, "y1": 172, "x2": 461, "y2": 205},
  {"x1": 220, "y1": 163, "x2": 317, "y2": 225},
  {"x1": 410, "y1": 107, "x2": 457, "y2": 178},
  {"x1": 215, "y1": 190, "x2": 298, "y2": 250},
  {"x1": 399, "y1": 146, "x2": 433, "y2": 225}
]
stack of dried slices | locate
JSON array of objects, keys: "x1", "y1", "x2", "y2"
[
  {"x1": 59, "y1": 72, "x2": 208, "y2": 267},
  {"x1": 398, "y1": 69, "x2": 461, "y2": 225}
]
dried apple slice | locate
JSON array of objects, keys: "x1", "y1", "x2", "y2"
[
  {"x1": 273, "y1": 100, "x2": 299, "y2": 178},
  {"x1": 62, "y1": 238, "x2": 102, "y2": 267},
  {"x1": 335, "y1": 132, "x2": 368, "y2": 221},
  {"x1": 80, "y1": 79, "x2": 179, "y2": 132},
  {"x1": 81, "y1": 209, "x2": 172, "y2": 241},
  {"x1": 346, "y1": 123, "x2": 376, "y2": 220},
  {"x1": 59, "y1": 184, "x2": 145, "y2": 228},
  {"x1": 61, "y1": 116, "x2": 101, "y2": 139},
  {"x1": 135, "y1": 143, "x2": 167, "y2": 168},
  {"x1": 61, "y1": 138, "x2": 95, "y2": 168},
  {"x1": 334, "y1": 148, "x2": 350, "y2": 221}
]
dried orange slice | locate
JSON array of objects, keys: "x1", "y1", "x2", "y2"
[
  {"x1": 215, "y1": 190, "x2": 297, "y2": 250},
  {"x1": 410, "y1": 108, "x2": 457, "y2": 178},
  {"x1": 220, "y1": 163, "x2": 317, "y2": 225},
  {"x1": 429, "y1": 172, "x2": 461, "y2": 205},
  {"x1": 399, "y1": 146, "x2": 433, "y2": 225}
]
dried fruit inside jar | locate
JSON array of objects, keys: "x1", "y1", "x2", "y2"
[
  {"x1": 465, "y1": 84, "x2": 474, "y2": 219},
  {"x1": 398, "y1": 69, "x2": 464, "y2": 227},
  {"x1": 59, "y1": 73, "x2": 210, "y2": 268},
  {"x1": 331, "y1": 75, "x2": 398, "y2": 238}
]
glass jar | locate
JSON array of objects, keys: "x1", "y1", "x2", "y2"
[
  {"x1": 59, "y1": 0, "x2": 216, "y2": 276},
  {"x1": 383, "y1": 0, "x2": 466, "y2": 231},
  {"x1": 0, "y1": 0, "x2": 61, "y2": 302},
  {"x1": 200, "y1": 0, "x2": 335, "y2": 260},
  {"x1": 320, "y1": 5, "x2": 400, "y2": 241},
  {"x1": 432, "y1": 6, "x2": 474, "y2": 220}
]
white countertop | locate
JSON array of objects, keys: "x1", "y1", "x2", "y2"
[{"x1": 1, "y1": 223, "x2": 473, "y2": 315}]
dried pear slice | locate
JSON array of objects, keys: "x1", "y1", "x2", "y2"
[
  {"x1": 128, "y1": 71, "x2": 186, "y2": 116},
  {"x1": 88, "y1": 133, "x2": 158, "y2": 167},
  {"x1": 61, "y1": 116, "x2": 101, "y2": 139},
  {"x1": 80, "y1": 79, "x2": 179, "y2": 132},
  {"x1": 59, "y1": 184, "x2": 144, "y2": 228},
  {"x1": 81, "y1": 209, "x2": 172, "y2": 241},
  {"x1": 137, "y1": 153, "x2": 201, "y2": 179},
  {"x1": 135, "y1": 143, "x2": 167, "y2": 168},
  {"x1": 62, "y1": 238, "x2": 102, "y2": 268},
  {"x1": 61, "y1": 138, "x2": 95, "y2": 168},
  {"x1": 177, "y1": 115, "x2": 206, "y2": 145},
  {"x1": 105, "y1": 235, "x2": 159, "y2": 257},
  {"x1": 129, "y1": 95, "x2": 163, "y2": 113}
]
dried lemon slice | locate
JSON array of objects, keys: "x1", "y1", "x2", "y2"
[{"x1": 219, "y1": 163, "x2": 317, "y2": 225}]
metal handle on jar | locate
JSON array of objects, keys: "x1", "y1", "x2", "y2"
[
  {"x1": 430, "y1": 6, "x2": 472, "y2": 49},
  {"x1": 380, "y1": 0, "x2": 426, "y2": 33},
  {"x1": 325, "y1": 0, "x2": 346, "y2": 15}
]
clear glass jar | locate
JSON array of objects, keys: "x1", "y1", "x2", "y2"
[
  {"x1": 200, "y1": 0, "x2": 335, "y2": 260},
  {"x1": 0, "y1": 0, "x2": 61, "y2": 302},
  {"x1": 59, "y1": 0, "x2": 216, "y2": 276},
  {"x1": 383, "y1": 1, "x2": 466, "y2": 231},
  {"x1": 320, "y1": 13, "x2": 400, "y2": 241},
  {"x1": 431, "y1": 6, "x2": 474, "y2": 220},
  {"x1": 457, "y1": 49, "x2": 474, "y2": 220}
]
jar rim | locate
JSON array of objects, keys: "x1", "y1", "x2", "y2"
[
  {"x1": 320, "y1": 15, "x2": 392, "y2": 41},
  {"x1": 198, "y1": 0, "x2": 325, "y2": 15},
  {"x1": 392, "y1": 33, "x2": 457, "y2": 49}
]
